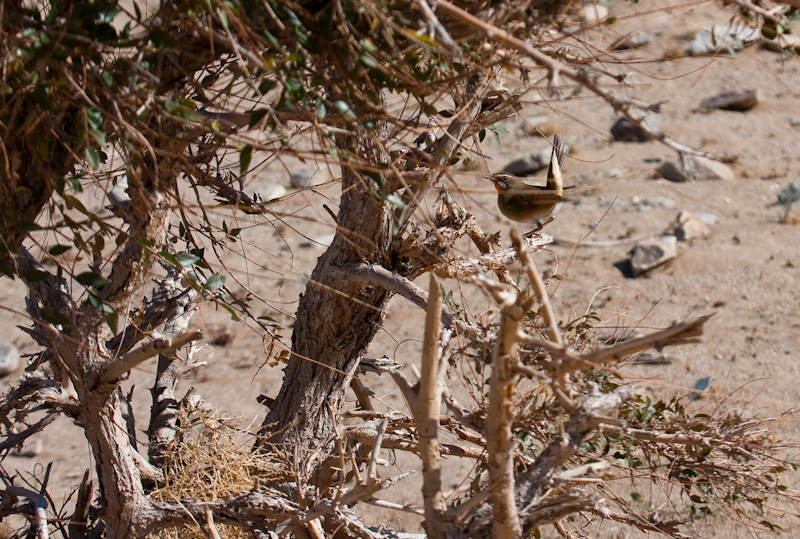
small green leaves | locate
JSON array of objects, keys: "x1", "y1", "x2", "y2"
[
  {"x1": 22, "y1": 269, "x2": 49, "y2": 282},
  {"x1": 175, "y1": 251, "x2": 201, "y2": 267},
  {"x1": 240, "y1": 145, "x2": 253, "y2": 175},
  {"x1": 204, "y1": 274, "x2": 226, "y2": 290},
  {"x1": 40, "y1": 307, "x2": 71, "y2": 326},
  {"x1": 76, "y1": 271, "x2": 110, "y2": 288},
  {"x1": 333, "y1": 100, "x2": 357, "y2": 119}
]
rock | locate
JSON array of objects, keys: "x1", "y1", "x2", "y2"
[
  {"x1": 762, "y1": 34, "x2": 800, "y2": 54},
  {"x1": 254, "y1": 184, "x2": 287, "y2": 202},
  {"x1": 611, "y1": 113, "x2": 659, "y2": 142},
  {"x1": 612, "y1": 30, "x2": 653, "y2": 50},
  {"x1": 502, "y1": 141, "x2": 571, "y2": 176},
  {"x1": 520, "y1": 115, "x2": 555, "y2": 136},
  {"x1": 106, "y1": 176, "x2": 132, "y2": 213},
  {"x1": 290, "y1": 168, "x2": 315, "y2": 189},
  {"x1": 300, "y1": 233, "x2": 336, "y2": 248},
  {"x1": 0, "y1": 342, "x2": 20, "y2": 376},
  {"x1": 699, "y1": 89, "x2": 760, "y2": 112},
  {"x1": 580, "y1": 3, "x2": 608, "y2": 24},
  {"x1": 656, "y1": 155, "x2": 734, "y2": 182},
  {"x1": 631, "y1": 196, "x2": 675, "y2": 209},
  {"x1": 687, "y1": 24, "x2": 760, "y2": 56},
  {"x1": 209, "y1": 327, "x2": 234, "y2": 346},
  {"x1": 667, "y1": 211, "x2": 711, "y2": 241},
  {"x1": 630, "y1": 235, "x2": 678, "y2": 276}
]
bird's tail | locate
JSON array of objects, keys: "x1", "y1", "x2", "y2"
[{"x1": 546, "y1": 134, "x2": 566, "y2": 190}]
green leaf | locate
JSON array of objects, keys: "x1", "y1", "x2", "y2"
[
  {"x1": 240, "y1": 145, "x2": 253, "y2": 175},
  {"x1": 49, "y1": 244, "x2": 72, "y2": 256},
  {"x1": 86, "y1": 147, "x2": 100, "y2": 169},
  {"x1": 204, "y1": 274, "x2": 226, "y2": 290},
  {"x1": 333, "y1": 100, "x2": 357, "y2": 119},
  {"x1": 76, "y1": 271, "x2": 110, "y2": 288},
  {"x1": 40, "y1": 307, "x2": 71, "y2": 326},
  {"x1": 248, "y1": 108, "x2": 268, "y2": 128},
  {"x1": 218, "y1": 301, "x2": 240, "y2": 321},
  {"x1": 22, "y1": 269, "x2": 49, "y2": 282},
  {"x1": 106, "y1": 313, "x2": 119, "y2": 334},
  {"x1": 385, "y1": 194, "x2": 406, "y2": 209},
  {"x1": 175, "y1": 251, "x2": 201, "y2": 267},
  {"x1": 316, "y1": 98, "x2": 326, "y2": 119},
  {"x1": 102, "y1": 71, "x2": 114, "y2": 87}
]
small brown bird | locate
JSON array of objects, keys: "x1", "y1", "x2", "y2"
[{"x1": 489, "y1": 134, "x2": 570, "y2": 234}]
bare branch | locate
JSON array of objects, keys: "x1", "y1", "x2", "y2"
[
  {"x1": 4, "y1": 486, "x2": 49, "y2": 539},
  {"x1": 98, "y1": 329, "x2": 203, "y2": 386}
]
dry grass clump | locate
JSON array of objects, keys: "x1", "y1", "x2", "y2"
[{"x1": 147, "y1": 406, "x2": 286, "y2": 539}]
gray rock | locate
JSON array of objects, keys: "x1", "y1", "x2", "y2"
[
  {"x1": 611, "y1": 113, "x2": 659, "y2": 142},
  {"x1": 612, "y1": 30, "x2": 653, "y2": 50},
  {"x1": 290, "y1": 168, "x2": 316, "y2": 189},
  {"x1": 630, "y1": 235, "x2": 678, "y2": 276},
  {"x1": 254, "y1": 184, "x2": 287, "y2": 202},
  {"x1": 520, "y1": 116, "x2": 554, "y2": 136},
  {"x1": 699, "y1": 89, "x2": 760, "y2": 112},
  {"x1": 656, "y1": 155, "x2": 734, "y2": 182},
  {"x1": 667, "y1": 211, "x2": 711, "y2": 241},
  {"x1": 687, "y1": 24, "x2": 760, "y2": 56},
  {"x1": 0, "y1": 342, "x2": 20, "y2": 376},
  {"x1": 762, "y1": 34, "x2": 800, "y2": 54},
  {"x1": 107, "y1": 176, "x2": 132, "y2": 213},
  {"x1": 580, "y1": 3, "x2": 608, "y2": 24},
  {"x1": 631, "y1": 196, "x2": 675, "y2": 209},
  {"x1": 503, "y1": 141, "x2": 571, "y2": 176}
]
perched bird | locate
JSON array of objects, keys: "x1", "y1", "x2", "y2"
[{"x1": 489, "y1": 134, "x2": 571, "y2": 234}]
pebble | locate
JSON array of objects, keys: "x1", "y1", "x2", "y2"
[
  {"x1": 0, "y1": 342, "x2": 20, "y2": 376},
  {"x1": 630, "y1": 235, "x2": 678, "y2": 276},
  {"x1": 762, "y1": 34, "x2": 800, "y2": 54},
  {"x1": 687, "y1": 24, "x2": 760, "y2": 56},
  {"x1": 699, "y1": 89, "x2": 760, "y2": 112},
  {"x1": 612, "y1": 30, "x2": 653, "y2": 50},
  {"x1": 580, "y1": 4, "x2": 608, "y2": 24},
  {"x1": 503, "y1": 140, "x2": 572, "y2": 176},
  {"x1": 254, "y1": 184, "x2": 287, "y2": 202},
  {"x1": 610, "y1": 113, "x2": 659, "y2": 142},
  {"x1": 656, "y1": 155, "x2": 734, "y2": 182},
  {"x1": 290, "y1": 168, "x2": 316, "y2": 189},
  {"x1": 666, "y1": 211, "x2": 711, "y2": 241}
]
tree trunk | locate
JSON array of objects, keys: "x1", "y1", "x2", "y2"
[{"x1": 261, "y1": 131, "x2": 394, "y2": 450}]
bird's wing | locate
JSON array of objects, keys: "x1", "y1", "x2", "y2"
[{"x1": 547, "y1": 134, "x2": 567, "y2": 189}]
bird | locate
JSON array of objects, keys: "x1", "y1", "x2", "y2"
[{"x1": 488, "y1": 134, "x2": 571, "y2": 234}]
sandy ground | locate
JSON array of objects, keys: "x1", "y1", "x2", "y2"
[{"x1": 2, "y1": 0, "x2": 800, "y2": 536}]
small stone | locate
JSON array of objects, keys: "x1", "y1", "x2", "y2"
[
  {"x1": 687, "y1": 24, "x2": 760, "y2": 56},
  {"x1": 301, "y1": 233, "x2": 336, "y2": 248},
  {"x1": 656, "y1": 155, "x2": 734, "y2": 182},
  {"x1": 696, "y1": 212, "x2": 719, "y2": 226},
  {"x1": 667, "y1": 211, "x2": 711, "y2": 241},
  {"x1": 631, "y1": 197, "x2": 675, "y2": 209},
  {"x1": 762, "y1": 34, "x2": 800, "y2": 54},
  {"x1": 289, "y1": 168, "x2": 315, "y2": 189},
  {"x1": 254, "y1": 184, "x2": 287, "y2": 202},
  {"x1": 0, "y1": 342, "x2": 20, "y2": 376},
  {"x1": 630, "y1": 235, "x2": 678, "y2": 276},
  {"x1": 520, "y1": 116, "x2": 555, "y2": 136},
  {"x1": 210, "y1": 327, "x2": 234, "y2": 346},
  {"x1": 611, "y1": 113, "x2": 659, "y2": 142},
  {"x1": 699, "y1": 89, "x2": 760, "y2": 112},
  {"x1": 612, "y1": 30, "x2": 653, "y2": 50},
  {"x1": 580, "y1": 3, "x2": 608, "y2": 24},
  {"x1": 502, "y1": 141, "x2": 571, "y2": 176}
]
